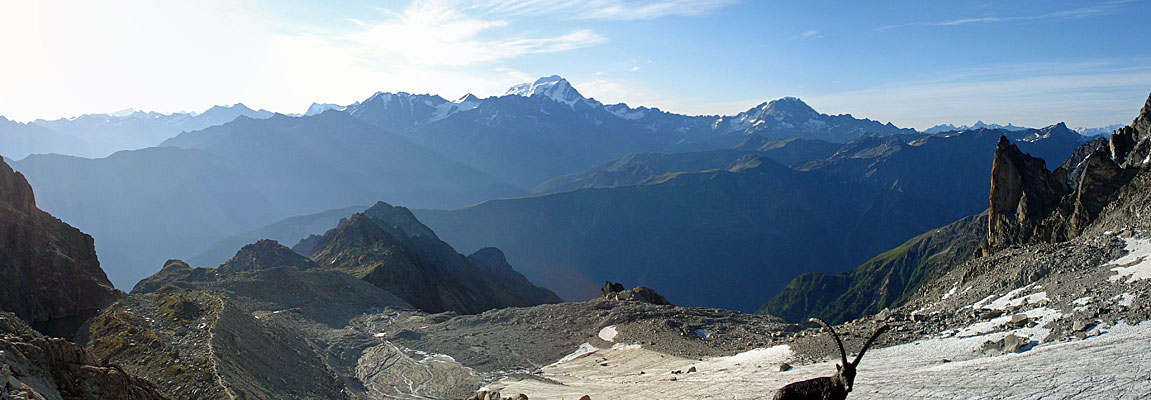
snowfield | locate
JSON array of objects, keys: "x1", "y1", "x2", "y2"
[{"x1": 487, "y1": 321, "x2": 1151, "y2": 399}]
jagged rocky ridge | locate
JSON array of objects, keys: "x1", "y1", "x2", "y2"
[
  {"x1": 764, "y1": 91, "x2": 1151, "y2": 325},
  {"x1": 301, "y1": 201, "x2": 561, "y2": 313}
]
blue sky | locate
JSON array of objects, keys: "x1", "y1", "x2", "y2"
[{"x1": 2, "y1": 0, "x2": 1149, "y2": 129}]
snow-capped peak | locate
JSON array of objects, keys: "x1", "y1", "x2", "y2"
[
  {"x1": 109, "y1": 108, "x2": 137, "y2": 117},
  {"x1": 761, "y1": 97, "x2": 818, "y2": 119},
  {"x1": 305, "y1": 103, "x2": 345, "y2": 116},
  {"x1": 505, "y1": 75, "x2": 587, "y2": 107},
  {"x1": 605, "y1": 103, "x2": 646, "y2": 120},
  {"x1": 455, "y1": 93, "x2": 480, "y2": 103}
]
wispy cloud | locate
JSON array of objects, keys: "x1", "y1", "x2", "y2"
[
  {"x1": 465, "y1": 0, "x2": 740, "y2": 20},
  {"x1": 794, "y1": 29, "x2": 822, "y2": 40},
  {"x1": 338, "y1": 1, "x2": 606, "y2": 67},
  {"x1": 878, "y1": 1, "x2": 1129, "y2": 31},
  {"x1": 806, "y1": 59, "x2": 1151, "y2": 129}
]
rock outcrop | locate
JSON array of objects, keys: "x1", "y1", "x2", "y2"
[
  {"x1": 1060, "y1": 137, "x2": 1109, "y2": 189},
  {"x1": 1, "y1": 312, "x2": 167, "y2": 400},
  {"x1": 1110, "y1": 92, "x2": 1151, "y2": 167},
  {"x1": 986, "y1": 136, "x2": 1072, "y2": 250},
  {"x1": 987, "y1": 93, "x2": 1150, "y2": 252},
  {"x1": 0, "y1": 157, "x2": 120, "y2": 338},
  {"x1": 1063, "y1": 150, "x2": 1136, "y2": 234},
  {"x1": 600, "y1": 281, "x2": 672, "y2": 305},
  {"x1": 214, "y1": 239, "x2": 319, "y2": 276}
]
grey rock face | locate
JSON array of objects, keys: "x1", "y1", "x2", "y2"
[
  {"x1": 987, "y1": 136, "x2": 1072, "y2": 251},
  {"x1": 0, "y1": 312, "x2": 167, "y2": 400}
]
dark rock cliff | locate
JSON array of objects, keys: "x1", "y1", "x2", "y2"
[
  {"x1": 0, "y1": 158, "x2": 120, "y2": 338},
  {"x1": 986, "y1": 136, "x2": 1072, "y2": 250}
]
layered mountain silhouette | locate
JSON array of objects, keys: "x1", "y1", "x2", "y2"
[
  {"x1": 0, "y1": 157, "x2": 166, "y2": 398},
  {"x1": 338, "y1": 76, "x2": 914, "y2": 188},
  {"x1": 413, "y1": 125, "x2": 1085, "y2": 312},
  {"x1": 533, "y1": 137, "x2": 841, "y2": 194},
  {"x1": 188, "y1": 205, "x2": 369, "y2": 268},
  {"x1": 11, "y1": 147, "x2": 283, "y2": 290},
  {"x1": 12, "y1": 111, "x2": 523, "y2": 289},
  {"x1": 414, "y1": 155, "x2": 945, "y2": 312},
  {"x1": 0, "y1": 157, "x2": 121, "y2": 338},
  {"x1": 923, "y1": 120, "x2": 1030, "y2": 134},
  {"x1": 10, "y1": 76, "x2": 1082, "y2": 301},
  {"x1": 0, "y1": 104, "x2": 273, "y2": 159},
  {"x1": 158, "y1": 111, "x2": 520, "y2": 214}
]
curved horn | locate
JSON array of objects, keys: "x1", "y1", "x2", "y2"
[
  {"x1": 851, "y1": 324, "x2": 890, "y2": 366},
  {"x1": 810, "y1": 318, "x2": 848, "y2": 367}
]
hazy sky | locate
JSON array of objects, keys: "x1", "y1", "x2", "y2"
[{"x1": 2, "y1": 0, "x2": 1149, "y2": 129}]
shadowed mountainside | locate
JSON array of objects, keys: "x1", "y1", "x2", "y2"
[
  {"x1": 0, "y1": 157, "x2": 121, "y2": 338},
  {"x1": 303, "y1": 202, "x2": 561, "y2": 313}
]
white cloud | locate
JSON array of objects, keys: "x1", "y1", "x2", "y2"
[
  {"x1": 805, "y1": 61, "x2": 1151, "y2": 129},
  {"x1": 795, "y1": 29, "x2": 822, "y2": 40},
  {"x1": 338, "y1": 1, "x2": 605, "y2": 67},
  {"x1": 878, "y1": 1, "x2": 1128, "y2": 31},
  {"x1": 467, "y1": 0, "x2": 739, "y2": 20}
]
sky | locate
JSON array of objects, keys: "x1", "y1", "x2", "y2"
[{"x1": 1, "y1": 0, "x2": 1149, "y2": 129}]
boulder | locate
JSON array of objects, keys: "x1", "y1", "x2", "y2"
[{"x1": 601, "y1": 282, "x2": 672, "y2": 305}]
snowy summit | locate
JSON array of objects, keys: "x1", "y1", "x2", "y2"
[{"x1": 505, "y1": 75, "x2": 587, "y2": 107}]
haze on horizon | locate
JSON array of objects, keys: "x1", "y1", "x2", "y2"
[{"x1": 2, "y1": 0, "x2": 1149, "y2": 130}]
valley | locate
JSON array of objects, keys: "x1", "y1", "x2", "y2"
[{"x1": 2, "y1": 4, "x2": 1150, "y2": 396}]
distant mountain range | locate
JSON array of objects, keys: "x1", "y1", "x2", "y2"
[
  {"x1": 413, "y1": 124, "x2": 1087, "y2": 311},
  {"x1": 1073, "y1": 123, "x2": 1125, "y2": 136},
  {"x1": 335, "y1": 75, "x2": 915, "y2": 189},
  {"x1": 192, "y1": 122, "x2": 1088, "y2": 312},
  {"x1": 11, "y1": 76, "x2": 923, "y2": 290},
  {"x1": 0, "y1": 104, "x2": 273, "y2": 159},
  {"x1": 923, "y1": 121, "x2": 1031, "y2": 134}
]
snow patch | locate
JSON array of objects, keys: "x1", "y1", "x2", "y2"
[
  {"x1": 554, "y1": 342, "x2": 598, "y2": 365},
  {"x1": 714, "y1": 345, "x2": 792, "y2": 365},
  {"x1": 970, "y1": 294, "x2": 996, "y2": 309},
  {"x1": 1113, "y1": 293, "x2": 1135, "y2": 308},
  {"x1": 955, "y1": 307, "x2": 1063, "y2": 347},
  {"x1": 598, "y1": 325, "x2": 618, "y2": 342},
  {"x1": 980, "y1": 284, "x2": 1047, "y2": 310},
  {"x1": 1108, "y1": 238, "x2": 1151, "y2": 282},
  {"x1": 941, "y1": 284, "x2": 958, "y2": 301}
]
